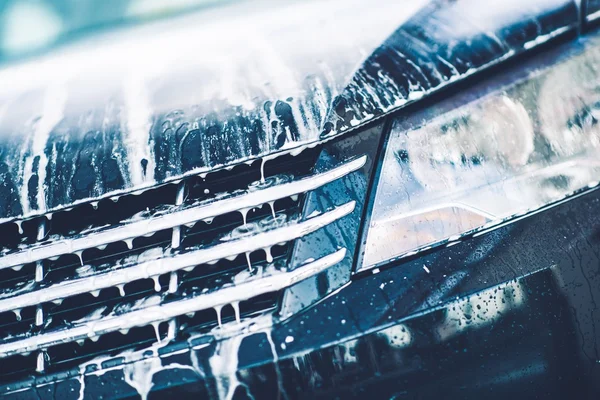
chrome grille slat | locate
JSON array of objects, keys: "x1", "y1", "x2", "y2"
[
  {"x1": 0, "y1": 249, "x2": 346, "y2": 358},
  {"x1": 0, "y1": 202, "x2": 355, "y2": 315},
  {"x1": 0, "y1": 156, "x2": 366, "y2": 271}
]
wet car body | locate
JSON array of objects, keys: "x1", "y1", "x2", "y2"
[{"x1": 0, "y1": 0, "x2": 599, "y2": 399}]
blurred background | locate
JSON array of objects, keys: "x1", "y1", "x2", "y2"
[{"x1": 0, "y1": 0, "x2": 230, "y2": 61}]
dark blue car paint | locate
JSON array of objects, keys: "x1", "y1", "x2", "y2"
[{"x1": 0, "y1": 1, "x2": 599, "y2": 399}]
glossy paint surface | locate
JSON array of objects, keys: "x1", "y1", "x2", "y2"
[
  {"x1": 0, "y1": 1, "x2": 598, "y2": 399},
  {"x1": 0, "y1": 0, "x2": 579, "y2": 220}
]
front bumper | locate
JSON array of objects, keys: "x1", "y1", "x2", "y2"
[{"x1": 6, "y1": 173, "x2": 600, "y2": 399}]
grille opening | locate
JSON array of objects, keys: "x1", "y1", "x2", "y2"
[
  {"x1": 0, "y1": 216, "x2": 45, "y2": 253},
  {"x1": 0, "y1": 262, "x2": 35, "y2": 294},
  {"x1": 45, "y1": 284, "x2": 165, "y2": 331},
  {"x1": 46, "y1": 290, "x2": 116, "y2": 330},
  {"x1": 180, "y1": 195, "x2": 300, "y2": 249},
  {"x1": 20, "y1": 217, "x2": 46, "y2": 244},
  {"x1": 44, "y1": 230, "x2": 173, "y2": 285},
  {"x1": 47, "y1": 203, "x2": 95, "y2": 237},
  {"x1": 185, "y1": 147, "x2": 320, "y2": 205},
  {"x1": 131, "y1": 229, "x2": 173, "y2": 251},
  {"x1": 123, "y1": 276, "x2": 163, "y2": 297},
  {"x1": 0, "y1": 353, "x2": 37, "y2": 383},
  {"x1": 46, "y1": 323, "x2": 170, "y2": 373},
  {"x1": 179, "y1": 292, "x2": 279, "y2": 337},
  {"x1": 0, "y1": 305, "x2": 37, "y2": 338},
  {"x1": 81, "y1": 228, "x2": 172, "y2": 267},
  {"x1": 47, "y1": 183, "x2": 179, "y2": 239},
  {"x1": 44, "y1": 254, "x2": 87, "y2": 284},
  {"x1": 79, "y1": 241, "x2": 131, "y2": 270},
  {"x1": 0, "y1": 222, "x2": 20, "y2": 249},
  {"x1": 178, "y1": 244, "x2": 290, "y2": 295}
]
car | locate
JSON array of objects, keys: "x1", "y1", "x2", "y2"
[{"x1": 0, "y1": 0, "x2": 599, "y2": 399}]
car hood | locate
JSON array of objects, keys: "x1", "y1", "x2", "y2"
[{"x1": 0, "y1": 0, "x2": 577, "y2": 221}]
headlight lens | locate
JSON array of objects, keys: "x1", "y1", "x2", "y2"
[{"x1": 361, "y1": 36, "x2": 600, "y2": 270}]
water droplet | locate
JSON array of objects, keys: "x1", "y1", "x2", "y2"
[
  {"x1": 171, "y1": 227, "x2": 181, "y2": 249},
  {"x1": 260, "y1": 158, "x2": 266, "y2": 183},
  {"x1": 13, "y1": 309, "x2": 22, "y2": 321},
  {"x1": 239, "y1": 208, "x2": 250, "y2": 226},
  {"x1": 168, "y1": 272, "x2": 178, "y2": 294},
  {"x1": 151, "y1": 322, "x2": 161, "y2": 342},
  {"x1": 35, "y1": 262, "x2": 44, "y2": 282},
  {"x1": 214, "y1": 305, "x2": 223, "y2": 327},
  {"x1": 264, "y1": 247, "x2": 273, "y2": 263},
  {"x1": 245, "y1": 252, "x2": 252, "y2": 271},
  {"x1": 75, "y1": 251, "x2": 84, "y2": 266},
  {"x1": 232, "y1": 301, "x2": 241, "y2": 324},
  {"x1": 167, "y1": 319, "x2": 177, "y2": 340},
  {"x1": 268, "y1": 201, "x2": 276, "y2": 218},
  {"x1": 152, "y1": 276, "x2": 161, "y2": 292},
  {"x1": 117, "y1": 285, "x2": 126, "y2": 297},
  {"x1": 176, "y1": 182, "x2": 186, "y2": 205},
  {"x1": 35, "y1": 307, "x2": 44, "y2": 326}
]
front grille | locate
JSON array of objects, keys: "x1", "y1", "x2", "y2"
[{"x1": 0, "y1": 148, "x2": 363, "y2": 381}]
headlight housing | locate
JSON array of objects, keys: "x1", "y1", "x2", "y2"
[{"x1": 361, "y1": 33, "x2": 600, "y2": 271}]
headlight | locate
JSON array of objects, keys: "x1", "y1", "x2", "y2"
[{"x1": 361, "y1": 34, "x2": 600, "y2": 270}]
